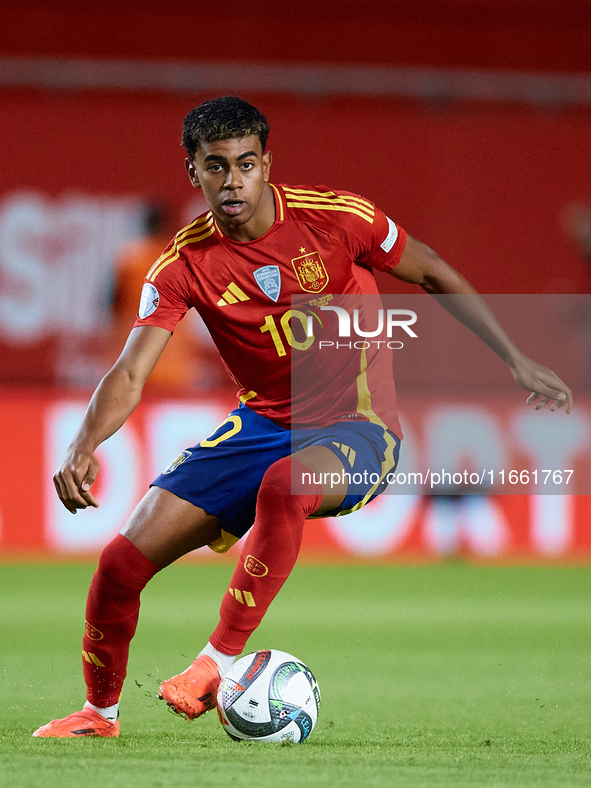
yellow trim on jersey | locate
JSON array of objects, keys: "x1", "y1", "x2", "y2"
[
  {"x1": 284, "y1": 191, "x2": 374, "y2": 216},
  {"x1": 285, "y1": 201, "x2": 374, "y2": 224},
  {"x1": 283, "y1": 188, "x2": 375, "y2": 223},
  {"x1": 147, "y1": 214, "x2": 215, "y2": 282},
  {"x1": 146, "y1": 215, "x2": 213, "y2": 279},
  {"x1": 335, "y1": 347, "x2": 398, "y2": 516},
  {"x1": 355, "y1": 347, "x2": 386, "y2": 429},
  {"x1": 270, "y1": 183, "x2": 285, "y2": 221},
  {"x1": 146, "y1": 214, "x2": 213, "y2": 280},
  {"x1": 283, "y1": 187, "x2": 374, "y2": 214},
  {"x1": 283, "y1": 187, "x2": 374, "y2": 213}
]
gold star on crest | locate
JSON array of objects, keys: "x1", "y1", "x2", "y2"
[{"x1": 299, "y1": 247, "x2": 306, "y2": 253}]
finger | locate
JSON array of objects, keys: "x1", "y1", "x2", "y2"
[
  {"x1": 530, "y1": 383, "x2": 572, "y2": 410},
  {"x1": 535, "y1": 387, "x2": 573, "y2": 414},
  {"x1": 53, "y1": 474, "x2": 77, "y2": 515},
  {"x1": 535, "y1": 385, "x2": 566, "y2": 402},
  {"x1": 62, "y1": 469, "x2": 92, "y2": 510},
  {"x1": 526, "y1": 392, "x2": 540, "y2": 406},
  {"x1": 534, "y1": 395, "x2": 551, "y2": 410},
  {"x1": 53, "y1": 474, "x2": 76, "y2": 514},
  {"x1": 561, "y1": 389, "x2": 574, "y2": 414},
  {"x1": 550, "y1": 394, "x2": 567, "y2": 412},
  {"x1": 80, "y1": 485, "x2": 99, "y2": 508},
  {"x1": 80, "y1": 462, "x2": 99, "y2": 508}
]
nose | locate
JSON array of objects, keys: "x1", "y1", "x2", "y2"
[{"x1": 224, "y1": 166, "x2": 243, "y2": 191}]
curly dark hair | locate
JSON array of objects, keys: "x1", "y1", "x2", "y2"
[{"x1": 181, "y1": 96, "x2": 270, "y2": 158}]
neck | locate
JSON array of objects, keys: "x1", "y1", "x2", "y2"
[{"x1": 219, "y1": 184, "x2": 276, "y2": 242}]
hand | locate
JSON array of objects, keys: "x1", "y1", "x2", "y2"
[
  {"x1": 53, "y1": 446, "x2": 100, "y2": 514},
  {"x1": 510, "y1": 355, "x2": 573, "y2": 413}
]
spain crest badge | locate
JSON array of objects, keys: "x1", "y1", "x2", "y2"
[{"x1": 291, "y1": 250, "x2": 329, "y2": 293}]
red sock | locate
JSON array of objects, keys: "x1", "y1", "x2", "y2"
[
  {"x1": 210, "y1": 457, "x2": 323, "y2": 655},
  {"x1": 83, "y1": 533, "x2": 160, "y2": 707}
]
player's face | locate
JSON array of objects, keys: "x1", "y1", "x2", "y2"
[{"x1": 185, "y1": 135, "x2": 273, "y2": 241}]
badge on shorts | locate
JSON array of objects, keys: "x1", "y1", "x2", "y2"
[
  {"x1": 163, "y1": 450, "x2": 192, "y2": 474},
  {"x1": 253, "y1": 265, "x2": 281, "y2": 302}
]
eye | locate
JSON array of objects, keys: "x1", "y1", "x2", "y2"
[
  {"x1": 241, "y1": 161, "x2": 255, "y2": 171},
  {"x1": 208, "y1": 164, "x2": 223, "y2": 172}
]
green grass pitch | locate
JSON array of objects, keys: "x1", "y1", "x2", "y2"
[{"x1": 1, "y1": 561, "x2": 591, "y2": 787}]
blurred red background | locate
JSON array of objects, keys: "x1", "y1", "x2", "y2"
[{"x1": 1, "y1": 0, "x2": 589, "y2": 558}]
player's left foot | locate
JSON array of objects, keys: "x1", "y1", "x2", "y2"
[
  {"x1": 158, "y1": 654, "x2": 221, "y2": 720},
  {"x1": 32, "y1": 708, "x2": 120, "y2": 738}
]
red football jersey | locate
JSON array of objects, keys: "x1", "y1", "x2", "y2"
[{"x1": 134, "y1": 184, "x2": 407, "y2": 437}]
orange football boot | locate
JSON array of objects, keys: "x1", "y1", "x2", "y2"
[
  {"x1": 32, "y1": 708, "x2": 120, "y2": 738},
  {"x1": 158, "y1": 654, "x2": 221, "y2": 720}
]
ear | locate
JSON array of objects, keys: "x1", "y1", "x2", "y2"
[
  {"x1": 262, "y1": 150, "x2": 272, "y2": 184},
  {"x1": 185, "y1": 157, "x2": 201, "y2": 189}
]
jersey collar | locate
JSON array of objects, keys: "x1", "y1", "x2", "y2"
[{"x1": 212, "y1": 183, "x2": 285, "y2": 244}]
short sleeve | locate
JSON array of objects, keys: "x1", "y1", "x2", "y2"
[
  {"x1": 133, "y1": 255, "x2": 191, "y2": 333},
  {"x1": 327, "y1": 189, "x2": 407, "y2": 272},
  {"x1": 359, "y1": 205, "x2": 407, "y2": 272}
]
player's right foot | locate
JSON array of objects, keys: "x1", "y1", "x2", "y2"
[
  {"x1": 32, "y1": 709, "x2": 120, "y2": 738},
  {"x1": 158, "y1": 654, "x2": 221, "y2": 720}
]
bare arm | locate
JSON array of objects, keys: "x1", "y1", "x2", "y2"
[
  {"x1": 390, "y1": 235, "x2": 573, "y2": 412},
  {"x1": 53, "y1": 325, "x2": 172, "y2": 513}
]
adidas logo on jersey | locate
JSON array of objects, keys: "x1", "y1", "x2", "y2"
[{"x1": 217, "y1": 282, "x2": 250, "y2": 306}]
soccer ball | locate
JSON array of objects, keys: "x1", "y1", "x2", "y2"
[{"x1": 217, "y1": 649, "x2": 321, "y2": 743}]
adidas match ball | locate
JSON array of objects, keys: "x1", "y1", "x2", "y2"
[{"x1": 217, "y1": 649, "x2": 321, "y2": 743}]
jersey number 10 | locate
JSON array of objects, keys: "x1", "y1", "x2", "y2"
[{"x1": 259, "y1": 310, "x2": 315, "y2": 357}]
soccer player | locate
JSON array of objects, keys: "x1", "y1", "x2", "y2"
[{"x1": 33, "y1": 97, "x2": 572, "y2": 738}]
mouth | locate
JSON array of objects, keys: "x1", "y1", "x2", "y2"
[{"x1": 221, "y1": 199, "x2": 246, "y2": 216}]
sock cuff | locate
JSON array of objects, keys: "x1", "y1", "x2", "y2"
[
  {"x1": 209, "y1": 624, "x2": 251, "y2": 657},
  {"x1": 97, "y1": 534, "x2": 161, "y2": 589},
  {"x1": 289, "y1": 457, "x2": 324, "y2": 515},
  {"x1": 259, "y1": 456, "x2": 323, "y2": 514}
]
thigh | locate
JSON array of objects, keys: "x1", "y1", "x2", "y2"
[
  {"x1": 294, "y1": 444, "x2": 349, "y2": 515},
  {"x1": 150, "y1": 405, "x2": 291, "y2": 551},
  {"x1": 293, "y1": 420, "x2": 401, "y2": 518},
  {"x1": 121, "y1": 486, "x2": 221, "y2": 568}
]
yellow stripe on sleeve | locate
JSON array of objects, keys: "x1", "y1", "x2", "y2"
[
  {"x1": 283, "y1": 187, "x2": 374, "y2": 213},
  {"x1": 285, "y1": 201, "x2": 374, "y2": 224},
  {"x1": 146, "y1": 214, "x2": 212, "y2": 277},
  {"x1": 146, "y1": 214, "x2": 213, "y2": 280},
  {"x1": 148, "y1": 224, "x2": 215, "y2": 282}
]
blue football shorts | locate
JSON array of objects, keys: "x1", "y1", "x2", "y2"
[{"x1": 151, "y1": 403, "x2": 400, "y2": 553}]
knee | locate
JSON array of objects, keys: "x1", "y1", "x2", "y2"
[
  {"x1": 97, "y1": 534, "x2": 158, "y2": 590},
  {"x1": 258, "y1": 456, "x2": 323, "y2": 516},
  {"x1": 258, "y1": 457, "x2": 297, "y2": 506}
]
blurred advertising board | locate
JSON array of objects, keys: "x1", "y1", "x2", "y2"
[{"x1": 1, "y1": 390, "x2": 589, "y2": 561}]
